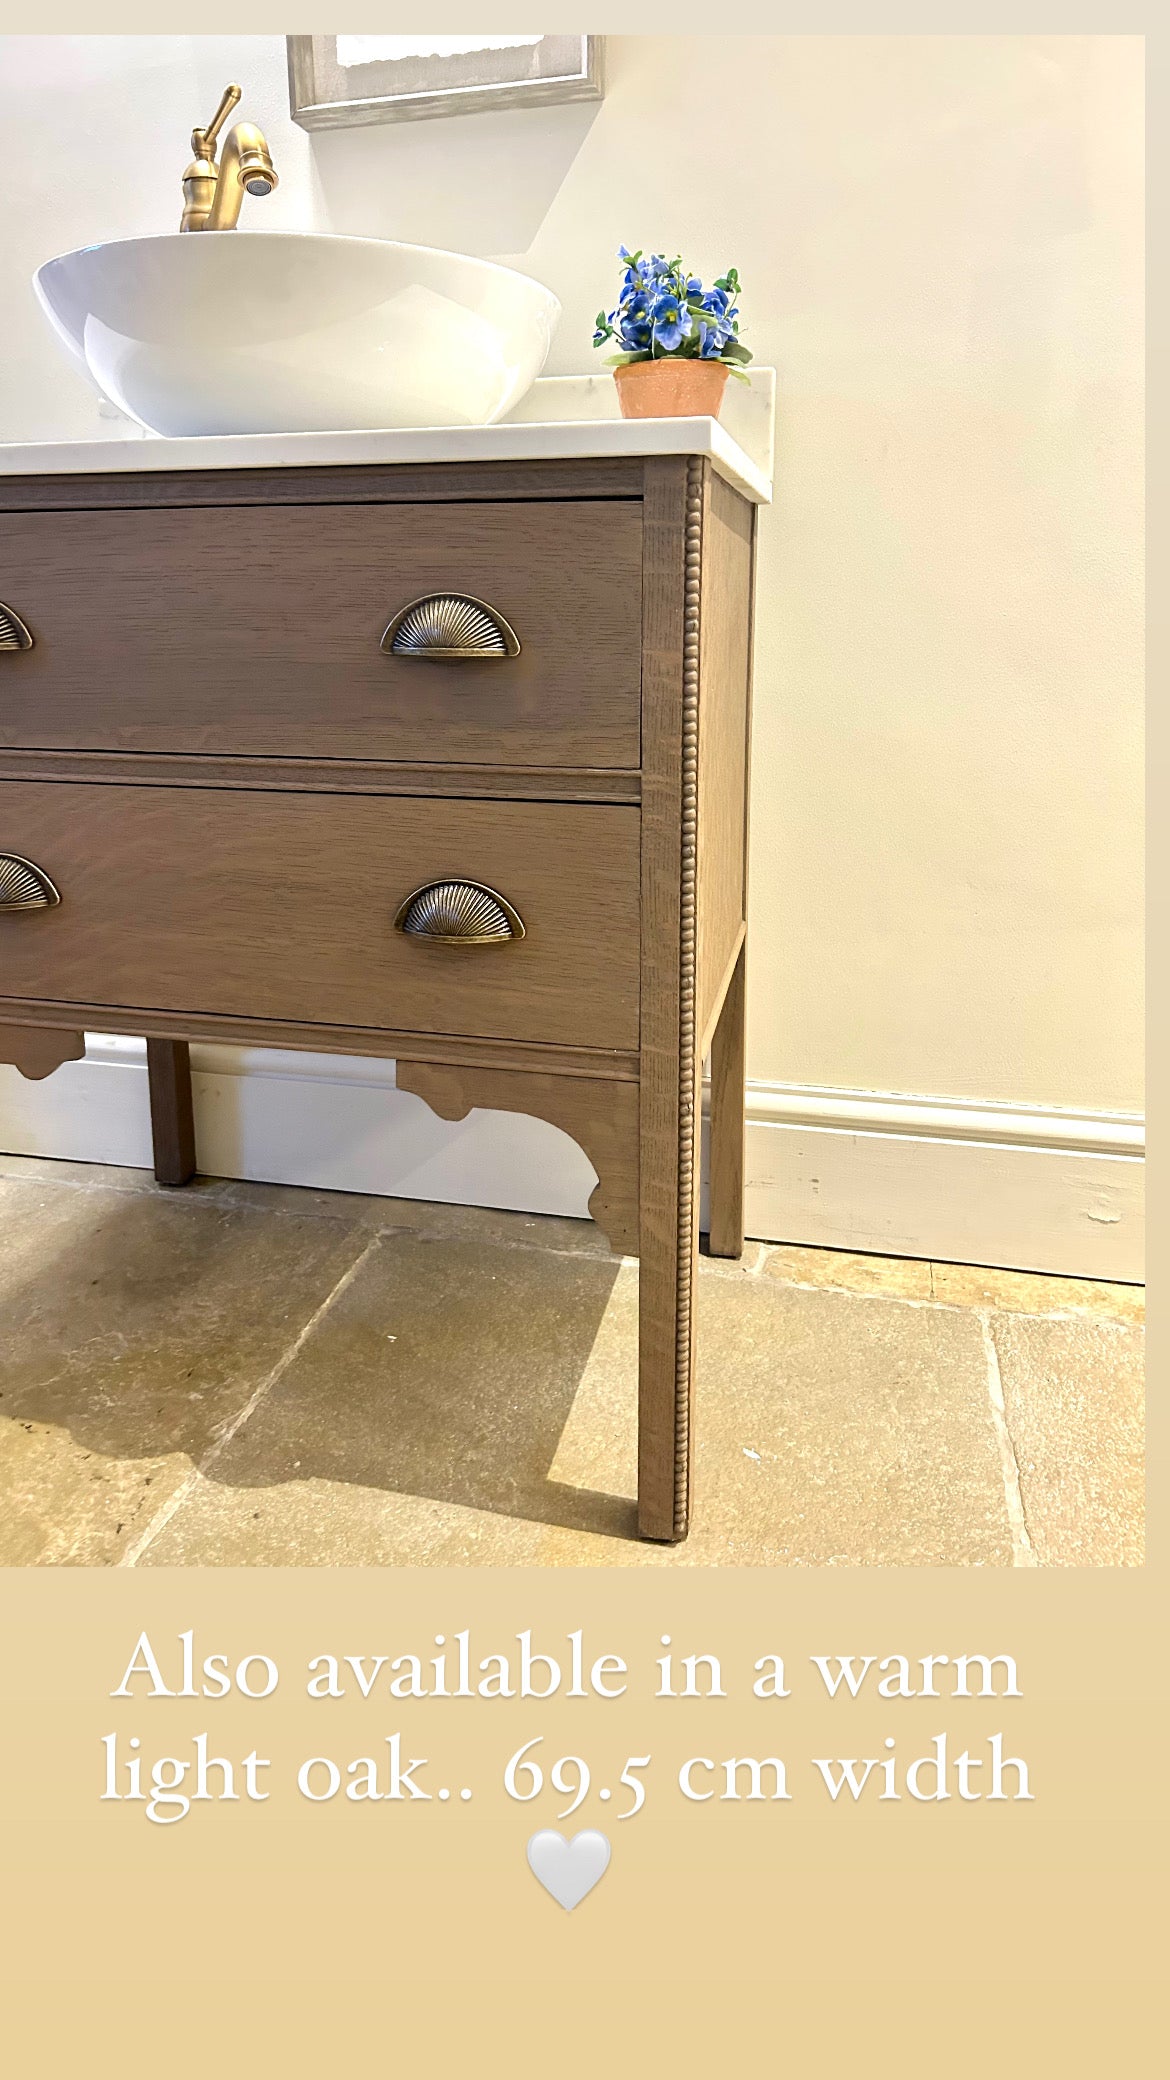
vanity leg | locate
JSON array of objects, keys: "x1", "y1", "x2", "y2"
[
  {"x1": 637, "y1": 1049, "x2": 701, "y2": 1544},
  {"x1": 707, "y1": 940, "x2": 746, "y2": 1259},
  {"x1": 146, "y1": 1038, "x2": 197, "y2": 1186}
]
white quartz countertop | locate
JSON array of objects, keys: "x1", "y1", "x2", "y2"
[{"x1": 0, "y1": 371, "x2": 775, "y2": 504}]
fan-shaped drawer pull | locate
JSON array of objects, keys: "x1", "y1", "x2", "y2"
[
  {"x1": 0, "y1": 853, "x2": 60, "y2": 911},
  {"x1": 393, "y1": 880, "x2": 525, "y2": 945},
  {"x1": 381, "y1": 592, "x2": 520, "y2": 660},
  {"x1": 0, "y1": 602, "x2": 34, "y2": 652}
]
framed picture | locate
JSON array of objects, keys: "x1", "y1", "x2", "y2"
[{"x1": 287, "y1": 34, "x2": 604, "y2": 131}]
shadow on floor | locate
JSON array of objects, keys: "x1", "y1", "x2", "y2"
[{"x1": 0, "y1": 1175, "x2": 636, "y2": 1546}]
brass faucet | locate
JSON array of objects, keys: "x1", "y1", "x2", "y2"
[{"x1": 179, "y1": 84, "x2": 278, "y2": 232}]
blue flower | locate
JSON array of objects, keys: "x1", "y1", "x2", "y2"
[
  {"x1": 651, "y1": 290, "x2": 693, "y2": 352},
  {"x1": 696, "y1": 285, "x2": 740, "y2": 356},
  {"x1": 611, "y1": 281, "x2": 652, "y2": 352},
  {"x1": 597, "y1": 252, "x2": 749, "y2": 367},
  {"x1": 619, "y1": 317, "x2": 653, "y2": 352}
]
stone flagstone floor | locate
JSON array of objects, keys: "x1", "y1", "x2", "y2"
[{"x1": 0, "y1": 1153, "x2": 1143, "y2": 1569}]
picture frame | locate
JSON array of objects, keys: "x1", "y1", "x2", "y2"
[{"x1": 286, "y1": 34, "x2": 604, "y2": 132}]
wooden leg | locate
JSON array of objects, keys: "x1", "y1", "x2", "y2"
[
  {"x1": 146, "y1": 1038, "x2": 196, "y2": 1186},
  {"x1": 637, "y1": 1046, "x2": 700, "y2": 1544},
  {"x1": 707, "y1": 940, "x2": 746, "y2": 1258}
]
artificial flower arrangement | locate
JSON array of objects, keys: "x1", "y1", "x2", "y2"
[{"x1": 593, "y1": 247, "x2": 752, "y2": 420}]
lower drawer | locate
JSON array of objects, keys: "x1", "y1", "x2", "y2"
[{"x1": 0, "y1": 784, "x2": 640, "y2": 1051}]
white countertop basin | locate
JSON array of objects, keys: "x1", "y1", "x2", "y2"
[{"x1": 33, "y1": 231, "x2": 561, "y2": 438}]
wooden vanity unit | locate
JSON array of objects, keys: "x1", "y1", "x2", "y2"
[{"x1": 0, "y1": 433, "x2": 759, "y2": 1542}]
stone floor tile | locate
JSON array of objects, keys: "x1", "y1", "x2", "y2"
[
  {"x1": 138, "y1": 1472, "x2": 556, "y2": 1568},
  {"x1": 547, "y1": 1259, "x2": 639, "y2": 1503},
  {"x1": 930, "y1": 1261, "x2": 1143, "y2": 1326},
  {"x1": 648, "y1": 1277, "x2": 1009, "y2": 1566},
  {"x1": 0, "y1": 1174, "x2": 370, "y2": 1564},
  {"x1": 154, "y1": 1230, "x2": 631, "y2": 1544},
  {"x1": 0, "y1": 1159, "x2": 1142, "y2": 1570},
  {"x1": 0, "y1": 1151, "x2": 161, "y2": 1194},
  {"x1": 142, "y1": 1249, "x2": 1011, "y2": 1568},
  {"x1": 699, "y1": 1239, "x2": 769, "y2": 1277},
  {"x1": 212, "y1": 1176, "x2": 621, "y2": 1257},
  {"x1": 0, "y1": 1419, "x2": 183, "y2": 1569},
  {"x1": 762, "y1": 1245, "x2": 935, "y2": 1302},
  {"x1": 992, "y1": 1313, "x2": 1144, "y2": 1566}
]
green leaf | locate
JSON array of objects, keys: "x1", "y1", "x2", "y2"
[{"x1": 721, "y1": 340, "x2": 753, "y2": 364}]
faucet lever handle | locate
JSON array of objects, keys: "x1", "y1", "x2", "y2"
[{"x1": 192, "y1": 82, "x2": 242, "y2": 156}]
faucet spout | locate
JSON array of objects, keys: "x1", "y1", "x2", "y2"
[
  {"x1": 179, "y1": 86, "x2": 278, "y2": 232},
  {"x1": 205, "y1": 123, "x2": 279, "y2": 229}
]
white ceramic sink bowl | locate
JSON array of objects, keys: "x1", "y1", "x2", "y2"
[{"x1": 33, "y1": 232, "x2": 561, "y2": 437}]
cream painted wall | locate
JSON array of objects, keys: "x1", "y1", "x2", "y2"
[{"x1": 0, "y1": 34, "x2": 1143, "y2": 1128}]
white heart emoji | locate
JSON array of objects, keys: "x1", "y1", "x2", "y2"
[{"x1": 526, "y1": 1829, "x2": 612, "y2": 1911}]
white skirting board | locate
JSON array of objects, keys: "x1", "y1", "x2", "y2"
[{"x1": 0, "y1": 1037, "x2": 1144, "y2": 1282}]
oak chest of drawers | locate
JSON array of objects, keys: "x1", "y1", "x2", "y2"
[{"x1": 0, "y1": 450, "x2": 755, "y2": 1543}]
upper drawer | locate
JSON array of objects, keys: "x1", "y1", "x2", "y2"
[
  {"x1": 0, "y1": 501, "x2": 642, "y2": 768},
  {"x1": 0, "y1": 782, "x2": 639, "y2": 1051}
]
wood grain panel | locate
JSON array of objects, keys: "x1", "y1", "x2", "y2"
[
  {"x1": 0, "y1": 501, "x2": 642, "y2": 767},
  {"x1": 0, "y1": 1022, "x2": 85, "y2": 1079},
  {"x1": 0, "y1": 999, "x2": 638, "y2": 1080},
  {"x1": 397, "y1": 1061, "x2": 639, "y2": 1255},
  {"x1": 637, "y1": 455, "x2": 696, "y2": 1542},
  {"x1": 0, "y1": 783, "x2": 640, "y2": 1051},
  {"x1": 0, "y1": 750, "x2": 641, "y2": 804},
  {"x1": 696, "y1": 467, "x2": 755, "y2": 1046},
  {"x1": 146, "y1": 1038, "x2": 197, "y2": 1186},
  {"x1": 0, "y1": 459, "x2": 644, "y2": 511}
]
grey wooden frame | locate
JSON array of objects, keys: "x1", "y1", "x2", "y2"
[{"x1": 287, "y1": 35, "x2": 604, "y2": 132}]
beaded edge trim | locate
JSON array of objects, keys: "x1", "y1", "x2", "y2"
[{"x1": 674, "y1": 456, "x2": 703, "y2": 1536}]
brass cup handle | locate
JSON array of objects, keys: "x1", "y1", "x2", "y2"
[
  {"x1": 0, "y1": 854, "x2": 60, "y2": 911},
  {"x1": 381, "y1": 593, "x2": 520, "y2": 660},
  {"x1": 393, "y1": 880, "x2": 525, "y2": 945},
  {"x1": 0, "y1": 602, "x2": 34, "y2": 651}
]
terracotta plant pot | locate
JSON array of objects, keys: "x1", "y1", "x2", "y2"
[{"x1": 613, "y1": 357, "x2": 730, "y2": 421}]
